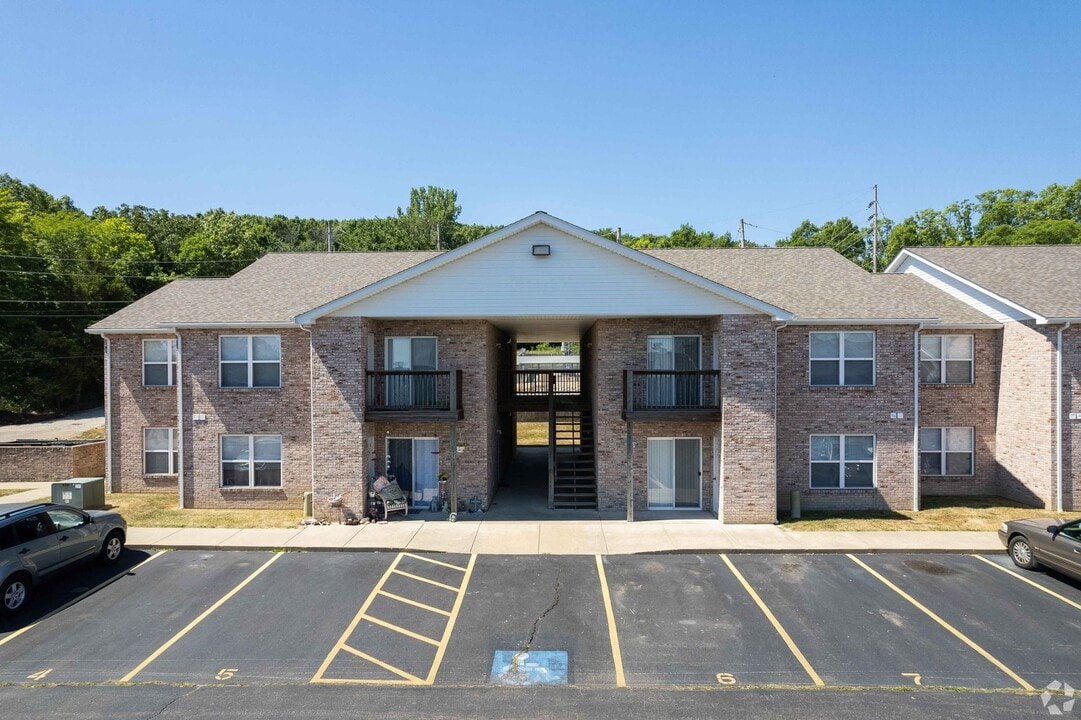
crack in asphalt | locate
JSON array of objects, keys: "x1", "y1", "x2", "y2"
[
  {"x1": 505, "y1": 573, "x2": 562, "y2": 677},
  {"x1": 144, "y1": 686, "x2": 198, "y2": 719}
]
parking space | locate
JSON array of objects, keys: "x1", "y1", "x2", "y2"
[{"x1": 0, "y1": 549, "x2": 1078, "y2": 694}]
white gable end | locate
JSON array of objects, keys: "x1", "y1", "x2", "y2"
[
  {"x1": 893, "y1": 255, "x2": 1031, "y2": 323},
  {"x1": 331, "y1": 224, "x2": 762, "y2": 319}
]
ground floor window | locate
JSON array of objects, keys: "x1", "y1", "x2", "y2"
[
  {"x1": 810, "y1": 434, "x2": 875, "y2": 489},
  {"x1": 143, "y1": 428, "x2": 178, "y2": 475},
  {"x1": 221, "y1": 434, "x2": 282, "y2": 488},
  {"x1": 919, "y1": 427, "x2": 974, "y2": 476},
  {"x1": 386, "y1": 437, "x2": 439, "y2": 507},
  {"x1": 647, "y1": 437, "x2": 701, "y2": 509}
]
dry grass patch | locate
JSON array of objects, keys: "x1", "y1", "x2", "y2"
[
  {"x1": 97, "y1": 492, "x2": 305, "y2": 529},
  {"x1": 74, "y1": 425, "x2": 106, "y2": 440},
  {"x1": 781, "y1": 495, "x2": 1076, "y2": 532},
  {"x1": 516, "y1": 422, "x2": 578, "y2": 446},
  {"x1": 0, "y1": 488, "x2": 29, "y2": 499}
]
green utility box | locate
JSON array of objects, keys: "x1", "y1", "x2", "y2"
[{"x1": 52, "y1": 477, "x2": 106, "y2": 510}]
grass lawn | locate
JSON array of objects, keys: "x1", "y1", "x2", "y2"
[
  {"x1": 88, "y1": 493, "x2": 306, "y2": 529},
  {"x1": 74, "y1": 425, "x2": 106, "y2": 440},
  {"x1": 781, "y1": 495, "x2": 1077, "y2": 532},
  {"x1": 516, "y1": 422, "x2": 578, "y2": 446},
  {"x1": 0, "y1": 488, "x2": 29, "y2": 499}
]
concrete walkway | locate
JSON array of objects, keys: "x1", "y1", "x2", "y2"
[{"x1": 2, "y1": 482, "x2": 1005, "y2": 555}]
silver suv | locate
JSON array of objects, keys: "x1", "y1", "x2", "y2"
[{"x1": 0, "y1": 502, "x2": 127, "y2": 616}]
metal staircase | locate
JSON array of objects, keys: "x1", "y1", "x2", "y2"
[{"x1": 552, "y1": 408, "x2": 597, "y2": 509}]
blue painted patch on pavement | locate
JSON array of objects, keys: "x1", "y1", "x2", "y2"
[{"x1": 490, "y1": 650, "x2": 568, "y2": 685}]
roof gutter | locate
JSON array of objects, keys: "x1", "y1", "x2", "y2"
[
  {"x1": 163, "y1": 322, "x2": 298, "y2": 329},
  {"x1": 787, "y1": 318, "x2": 939, "y2": 326},
  {"x1": 1057, "y1": 321, "x2": 1072, "y2": 512},
  {"x1": 85, "y1": 327, "x2": 163, "y2": 336}
]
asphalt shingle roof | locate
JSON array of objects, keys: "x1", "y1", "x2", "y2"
[{"x1": 905, "y1": 245, "x2": 1081, "y2": 319}]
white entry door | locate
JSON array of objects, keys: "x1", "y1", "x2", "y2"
[
  {"x1": 386, "y1": 437, "x2": 439, "y2": 507},
  {"x1": 647, "y1": 438, "x2": 702, "y2": 509}
]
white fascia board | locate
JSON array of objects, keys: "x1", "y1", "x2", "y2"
[
  {"x1": 787, "y1": 318, "x2": 939, "y2": 326},
  {"x1": 85, "y1": 327, "x2": 165, "y2": 335},
  {"x1": 882, "y1": 249, "x2": 915, "y2": 274},
  {"x1": 294, "y1": 212, "x2": 793, "y2": 323},
  {"x1": 1045, "y1": 317, "x2": 1081, "y2": 324},
  {"x1": 893, "y1": 250, "x2": 1047, "y2": 324},
  {"x1": 163, "y1": 322, "x2": 299, "y2": 329}
]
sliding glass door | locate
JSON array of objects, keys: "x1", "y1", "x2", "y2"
[{"x1": 647, "y1": 438, "x2": 701, "y2": 509}]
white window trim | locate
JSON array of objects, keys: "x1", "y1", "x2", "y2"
[
  {"x1": 220, "y1": 434, "x2": 283, "y2": 488},
  {"x1": 809, "y1": 434, "x2": 877, "y2": 489},
  {"x1": 143, "y1": 427, "x2": 178, "y2": 475},
  {"x1": 219, "y1": 335, "x2": 281, "y2": 389},
  {"x1": 808, "y1": 331, "x2": 876, "y2": 387},
  {"x1": 384, "y1": 336, "x2": 439, "y2": 370},
  {"x1": 646, "y1": 335, "x2": 703, "y2": 369},
  {"x1": 142, "y1": 339, "x2": 177, "y2": 387},
  {"x1": 919, "y1": 334, "x2": 974, "y2": 385},
  {"x1": 646, "y1": 436, "x2": 703, "y2": 510},
  {"x1": 919, "y1": 427, "x2": 975, "y2": 477}
]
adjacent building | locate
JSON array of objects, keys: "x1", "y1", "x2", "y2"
[{"x1": 86, "y1": 213, "x2": 1081, "y2": 522}]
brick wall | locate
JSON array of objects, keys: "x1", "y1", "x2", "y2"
[
  {"x1": 918, "y1": 329, "x2": 1001, "y2": 496},
  {"x1": 0, "y1": 441, "x2": 105, "y2": 482},
  {"x1": 777, "y1": 324, "x2": 915, "y2": 513},
  {"x1": 995, "y1": 321, "x2": 1058, "y2": 508},
  {"x1": 180, "y1": 328, "x2": 312, "y2": 509},
  {"x1": 107, "y1": 334, "x2": 180, "y2": 493}
]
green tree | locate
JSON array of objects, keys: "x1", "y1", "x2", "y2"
[
  {"x1": 397, "y1": 186, "x2": 462, "y2": 249},
  {"x1": 175, "y1": 210, "x2": 271, "y2": 276}
]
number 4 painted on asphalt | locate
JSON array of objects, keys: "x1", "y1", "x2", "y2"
[
  {"x1": 215, "y1": 668, "x2": 238, "y2": 681},
  {"x1": 27, "y1": 669, "x2": 53, "y2": 681},
  {"x1": 902, "y1": 672, "x2": 922, "y2": 686}
]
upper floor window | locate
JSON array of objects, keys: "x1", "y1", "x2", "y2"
[
  {"x1": 920, "y1": 335, "x2": 973, "y2": 384},
  {"x1": 809, "y1": 331, "x2": 874, "y2": 386},
  {"x1": 920, "y1": 427, "x2": 974, "y2": 476},
  {"x1": 220, "y1": 335, "x2": 281, "y2": 388},
  {"x1": 143, "y1": 339, "x2": 177, "y2": 387}
]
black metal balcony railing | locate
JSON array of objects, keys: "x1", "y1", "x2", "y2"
[
  {"x1": 503, "y1": 370, "x2": 582, "y2": 398},
  {"x1": 366, "y1": 370, "x2": 463, "y2": 416},
  {"x1": 623, "y1": 370, "x2": 721, "y2": 416}
]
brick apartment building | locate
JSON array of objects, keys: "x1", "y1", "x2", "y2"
[{"x1": 87, "y1": 213, "x2": 1081, "y2": 523}]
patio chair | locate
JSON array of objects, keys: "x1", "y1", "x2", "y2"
[{"x1": 372, "y1": 475, "x2": 409, "y2": 520}]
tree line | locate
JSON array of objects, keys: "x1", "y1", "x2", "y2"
[{"x1": 1, "y1": 173, "x2": 1079, "y2": 417}]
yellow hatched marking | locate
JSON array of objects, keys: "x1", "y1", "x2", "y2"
[
  {"x1": 0, "y1": 550, "x2": 168, "y2": 650},
  {"x1": 721, "y1": 554, "x2": 824, "y2": 687},
  {"x1": 339, "y1": 645, "x2": 424, "y2": 683},
  {"x1": 424, "y1": 553, "x2": 476, "y2": 684},
  {"x1": 392, "y1": 569, "x2": 462, "y2": 592},
  {"x1": 119, "y1": 552, "x2": 282, "y2": 683},
  {"x1": 402, "y1": 553, "x2": 468, "y2": 572},
  {"x1": 595, "y1": 555, "x2": 626, "y2": 688},
  {"x1": 848, "y1": 554, "x2": 1034, "y2": 691},
  {"x1": 361, "y1": 614, "x2": 441, "y2": 646},
  {"x1": 378, "y1": 590, "x2": 452, "y2": 616},
  {"x1": 971, "y1": 554, "x2": 1081, "y2": 612}
]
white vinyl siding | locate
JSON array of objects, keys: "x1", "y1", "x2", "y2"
[
  {"x1": 920, "y1": 427, "x2": 974, "y2": 476},
  {"x1": 221, "y1": 435, "x2": 282, "y2": 488},
  {"x1": 809, "y1": 332, "x2": 875, "y2": 386},
  {"x1": 920, "y1": 335, "x2": 974, "y2": 384},
  {"x1": 143, "y1": 339, "x2": 177, "y2": 387},
  {"x1": 810, "y1": 434, "x2": 876, "y2": 489},
  {"x1": 220, "y1": 335, "x2": 281, "y2": 388},
  {"x1": 143, "y1": 428, "x2": 178, "y2": 475}
]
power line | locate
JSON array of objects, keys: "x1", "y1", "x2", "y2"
[
  {"x1": 0, "y1": 299, "x2": 133, "y2": 304},
  {"x1": 2, "y1": 314, "x2": 112, "y2": 318},
  {"x1": 0, "y1": 354, "x2": 103, "y2": 364},
  {"x1": 0, "y1": 268, "x2": 223, "y2": 280},
  {"x1": 0, "y1": 253, "x2": 260, "y2": 265}
]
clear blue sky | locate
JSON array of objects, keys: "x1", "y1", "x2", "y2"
[{"x1": 4, "y1": 1, "x2": 1080, "y2": 242}]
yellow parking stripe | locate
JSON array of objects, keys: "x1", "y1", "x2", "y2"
[
  {"x1": 721, "y1": 554, "x2": 824, "y2": 687},
  {"x1": 595, "y1": 555, "x2": 626, "y2": 688},
  {"x1": 392, "y1": 569, "x2": 462, "y2": 592},
  {"x1": 378, "y1": 590, "x2": 452, "y2": 616},
  {"x1": 971, "y1": 554, "x2": 1081, "y2": 612},
  {"x1": 0, "y1": 550, "x2": 167, "y2": 649},
  {"x1": 362, "y1": 613, "x2": 442, "y2": 646},
  {"x1": 118, "y1": 552, "x2": 282, "y2": 683},
  {"x1": 424, "y1": 553, "x2": 475, "y2": 684},
  {"x1": 402, "y1": 553, "x2": 468, "y2": 572},
  {"x1": 339, "y1": 645, "x2": 424, "y2": 683},
  {"x1": 847, "y1": 554, "x2": 1034, "y2": 691}
]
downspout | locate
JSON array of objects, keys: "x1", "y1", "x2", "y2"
[
  {"x1": 773, "y1": 321, "x2": 787, "y2": 523},
  {"x1": 1057, "y1": 322, "x2": 1072, "y2": 513},
  {"x1": 913, "y1": 323, "x2": 924, "y2": 512},
  {"x1": 104, "y1": 337, "x2": 112, "y2": 493},
  {"x1": 300, "y1": 325, "x2": 316, "y2": 510},
  {"x1": 174, "y1": 331, "x2": 185, "y2": 509}
]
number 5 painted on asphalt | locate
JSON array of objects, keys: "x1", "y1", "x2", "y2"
[
  {"x1": 215, "y1": 668, "x2": 238, "y2": 680},
  {"x1": 902, "y1": 672, "x2": 922, "y2": 686},
  {"x1": 716, "y1": 672, "x2": 737, "y2": 685}
]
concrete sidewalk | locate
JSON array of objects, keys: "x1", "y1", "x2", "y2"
[{"x1": 3, "y1": 483, "x2": 1005, "y2": 555}]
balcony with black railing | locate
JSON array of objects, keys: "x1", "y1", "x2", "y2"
[
  {"x1": 622, "y1": 369, "x2": 722, "y2": 421},
  {"x1": 365, "y1": 370, "x2": 464, "y2": 421}
]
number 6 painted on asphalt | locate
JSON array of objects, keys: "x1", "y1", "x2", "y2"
[
  {"x1": 716, "y1": 672, "x2": 737, "y2": 685},
  {"x1": 902, "y1": 672, "x2": 922, "y2": 686}
]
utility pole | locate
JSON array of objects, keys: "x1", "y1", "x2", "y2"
[
  {"x1": 867, "y1": 185, "x2": 879, "y2": 272},
  {"x1": 616, "y1": 227, "x2": 622, "y2": 244},
  {"x1": 436, "y1": 223, "x2": 442, "y2": 251},
  {"x1": 739, "y1": 218, "x2": 746, "y2": 248},
  {"x1": 326, "y1": 221, "x2": 332, "y2": 253}
]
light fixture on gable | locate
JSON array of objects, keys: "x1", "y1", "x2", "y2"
[{"x1": 532, "y1": 244, "x2": 551, "y2": 257}]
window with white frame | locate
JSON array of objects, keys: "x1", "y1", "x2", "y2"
[
  {"x1": 143, "y1": 339, "x2": 177, "y2": 386},
  {"x1": 809, "y1": 332, "x2": 874, "y2": 386},
  {"x1": 810, "y1": 434, "x2": 875, "y2": 488},
  {"x1": 221, "y1": 435, "x2": 282, "y2": 488},
  {"x1": 143, "y1": 428, "x2": 178, "y2": 475},
  {"x1": 220, "y1": 335, "x2": 281, "y2": 388},
  {"x1": 920, "y1": 335, "x2": 974, "y2": 384},
  {"x1": 920, "y1": 427, "x2": 974, "y2": 475}
]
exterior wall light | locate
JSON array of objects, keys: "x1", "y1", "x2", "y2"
[{"x1": 532, "y1": 244, "x2": 551, "y2": 256}]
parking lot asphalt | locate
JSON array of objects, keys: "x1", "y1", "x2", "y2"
[{"x1": 1, "y1": 549, "x2": 1079, "y2": 701}]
